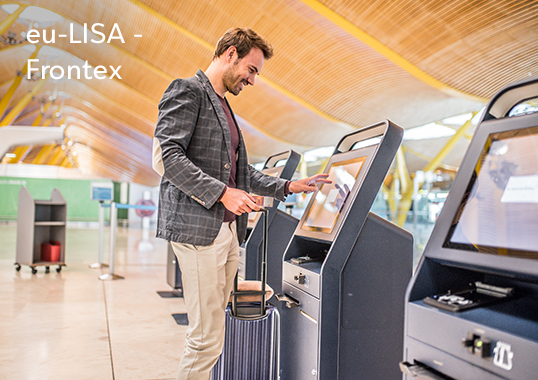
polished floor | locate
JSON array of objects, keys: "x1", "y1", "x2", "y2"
[{"x1": 0, "y1": 221, "x2": 186, "y2": 380}]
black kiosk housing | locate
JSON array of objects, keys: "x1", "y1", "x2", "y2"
[
  {"x1": 239, "y1": 150, "x2": 301, "y2": 292},
  {"x1": 278, "y1": 121, "x2": 413, "y2": 380},
  {"x1": 402, "y1": 77, "x2": 538, "y2": 380},
  {"x1": 167, "y1": 150, "x2": 300, "y2": 296}
]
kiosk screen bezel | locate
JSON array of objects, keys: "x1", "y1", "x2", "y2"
[
  {"x1": 296, "y1": 145, "x2": 378, "y2": 242},
  {"x1": 423, "y1": 110, "x2": 538, "y2": 276}
]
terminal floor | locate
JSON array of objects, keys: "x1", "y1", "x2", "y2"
[{"x1": 0, "y1": 222, "x2": 186, "y2": 380}]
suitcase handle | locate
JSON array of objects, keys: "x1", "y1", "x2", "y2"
[{"x1": 231, "y1": 208, "x2": 269, "y2": 319}]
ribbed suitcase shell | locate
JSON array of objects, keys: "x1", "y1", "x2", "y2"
[{"x1": 210, "y1": 305, "x2": 280, "y2": 380}]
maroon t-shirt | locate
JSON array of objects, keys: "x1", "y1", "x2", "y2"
[{"x1": 217, "y1": 95, "x2": 239, "y2": 223}]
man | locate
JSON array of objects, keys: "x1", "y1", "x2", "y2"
[{"x1": 153, "y1": 27, "x2": 330, "y2": 380}]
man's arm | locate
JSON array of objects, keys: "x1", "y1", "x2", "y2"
[
  {"x1": 247, "y1": 165, "x2": 289, "y2": 201},
  {"x1": 248, "y1": 165, "x2": 331, "y2": 200},
  {"x1": 154, "y1": 79, "x2": 226, "y2": 209},
  {"x1": 288, "y1": 173, "x2": 331, "y2": 193}
]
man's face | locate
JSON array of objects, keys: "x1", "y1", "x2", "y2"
[{"x1": 222, "y1": 47, "x2": 264, "y2": 96}]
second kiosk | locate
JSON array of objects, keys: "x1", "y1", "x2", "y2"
[{"x1": 277, "y1": 121, "x2": 413, "y2": 380}]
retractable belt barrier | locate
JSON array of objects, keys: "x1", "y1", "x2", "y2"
[{"x1": 97, "y1": 202, "x2": 157, "y2": 281}]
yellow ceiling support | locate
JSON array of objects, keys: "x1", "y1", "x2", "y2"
[
  {"x1": 299, "y1": 0, "x2": 486, "y2": 103},
  {"x1": 423, "y1": 112, "x2": 478, "y2": 173},
  {"x1": 59, "y1": 156, "x2": 71, "y2": 168},
  {"x1": 47, "y1": 145, "x2": 65, "y2": 166},
  {"x1": 32, "y1": 144, "x2": 56, "y2": 164},
  {"x1": 381, "y1": 184, "x2": 395, "y2": 220},
  {"x1": 394, "y1": 112, "x2": 478, "y2": 226},
  {"x1": 0, "y1": 74, "x2": 50, "y2": 127},
  {"x1": 0, "y1": 46, "x2": 42, "y2": 119},
  {"x1": 29, "y1": 113, "x2": 64, "y2": 164},
  {"x1": 6, "y1": 145, "x2": 30, "y2": 163},
  {"x1": 127, "y1": 0, "x2": 353, "y2": 129},
  {"x1": 31, "y1": 102, "x2": 52, "y2": 126},
  {"x1": 5, "y1": 103, "x2": 60, "y2": 164},
  {"x1": 395, "y1": 148, "x2": 413, "y2": 226},
  {"x1": 0, "y1": 3, "x2": 28, "y2": 36},
  {"x1": 402, "y1": 146, "x2": 456, "y2": 171},
  {"x1": 395, "y1": 148, "x2": 412, "y2": 195},
  {"x1": 41, "y1": 106, "x2": 60, "y2": 127}
]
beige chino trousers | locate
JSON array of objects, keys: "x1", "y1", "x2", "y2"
[{"x1": 171, "y1": 221, "x2": 239, "y2": 380}]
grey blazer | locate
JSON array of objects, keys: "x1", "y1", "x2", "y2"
[{"x1": 154, "y1": 70, "x2": 288, "y2": 246}]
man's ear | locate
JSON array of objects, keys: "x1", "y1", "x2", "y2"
[{"x1": 226, "y1": 46, "x2": 237, "y2": 61}]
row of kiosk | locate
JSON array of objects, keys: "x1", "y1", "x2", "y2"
[{"x1": 166, "y1": 76, "x2": 538, "y2": 379}]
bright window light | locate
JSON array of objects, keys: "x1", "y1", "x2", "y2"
[
  {"x1": 472, "y1": 108, "x2": 485, "y2": 124},
  {"x1": 441, "y1": 113, "x2": 473, "y2": 125},
  {"x1": 303, "y1": 146, "x2": 334, "y2": 162},
  {"x1": 404, "y1": 123, "x2": 456, "y2": 140},
  {"x1": 352, "y1": 137, "x2": 381, "y2": 150}
]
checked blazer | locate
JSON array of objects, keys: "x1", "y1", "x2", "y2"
[{"x1": 154, "y1": 70, "x2": 288, "y2": 246}]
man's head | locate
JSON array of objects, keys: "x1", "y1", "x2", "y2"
[
  {"x1": 211, "y1": 28, "x2": 273, "y2": 96},
  {"x1": 213, "y1": 28, "x2": 273, "y2": 61}
]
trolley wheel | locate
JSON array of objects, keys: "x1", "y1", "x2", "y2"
[
  {"x1": 31, "y1": 267, "x2": 37, "y2": 274},
  {"x1": 45, "y1": 266, "x2": 50, "y2": 273},
  {"x1": 56, "y1": 266, "x2": 62, "y2": 273},
  {"x1": 15, "y1": 264, "x2": 21, "y2": 271}
]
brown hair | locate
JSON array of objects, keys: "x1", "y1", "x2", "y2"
[{"x1": 213, "y1": 28, "x2": 274, "y2": 60}]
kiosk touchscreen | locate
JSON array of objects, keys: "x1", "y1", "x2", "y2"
[
  {"x1": 299, "y1": 146, "x2": 375, "y2": 240},
  {"x1": 278, "y1": 121, "x2": 413, "y2": 380},
  {"x1": 443, "y1": 126, "x2": 538, "y2": 259},
  {"x1": 402, "y1": 77, "x2": 538, "y2": 380}
]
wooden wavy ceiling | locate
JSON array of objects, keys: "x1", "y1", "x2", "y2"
[{"x1": 0, "y1": 0, "x2": 537, "y2": 187}]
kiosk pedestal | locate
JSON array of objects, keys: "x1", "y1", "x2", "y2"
[
  {"x1": 278, "y1": 121, "x2": 413, "y2": 380},
  {"x1": 238, "y1": 149, "x2": 300, "y2": 295}
]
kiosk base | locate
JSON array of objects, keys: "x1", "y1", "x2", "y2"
[{"x1": 280, "y1": 212, "x2": 413, "y2": 380}]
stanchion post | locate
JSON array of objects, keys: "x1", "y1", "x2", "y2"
[
  {"x1": 99, "y1": 202, "x2": 124, "y2": 280},
  {"x1": 90, "y1": 201, "x2": 109, "y2": 269}
]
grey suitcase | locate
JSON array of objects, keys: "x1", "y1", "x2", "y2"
[{"x1": 211, "y1": 209, "x2": 280, "y2": 380}]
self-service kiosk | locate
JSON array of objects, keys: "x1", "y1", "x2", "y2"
[
  {"x1": 166, "y1": 150, "x2": 300, "y2": 296},
  {"x1": 239, "y1": 150, "x2": 301, "y2": 297},
  {"x1": 277, "y1": 121, "x2": 413, "y2": 380},
  {"x1": 401, "y1": 77, "x2": 538, "y2": 380}
]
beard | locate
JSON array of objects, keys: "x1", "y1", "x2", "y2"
[{"x1": 222, "y1": 61, "x2": 246, "y2": 96}]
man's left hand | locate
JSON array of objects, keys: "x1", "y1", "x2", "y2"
[{"x1": 289, "y1": 173, "x2": 331, "y2": 194}]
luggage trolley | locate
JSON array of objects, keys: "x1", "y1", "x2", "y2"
[
  {"x1": 401, "y1": 77, "x2": 538, "y2": 380},
  {"x1": 277, "y1": 121, "x2": 413, "y2": 379}
]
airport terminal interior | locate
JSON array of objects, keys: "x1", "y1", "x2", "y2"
[{"x1": 1, "y1": 1, "x2": 538, "y2": 379}]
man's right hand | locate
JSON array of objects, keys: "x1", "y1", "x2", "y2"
[{"x1": 220, "y1": 187, "x2": 260, "y2": 215}]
